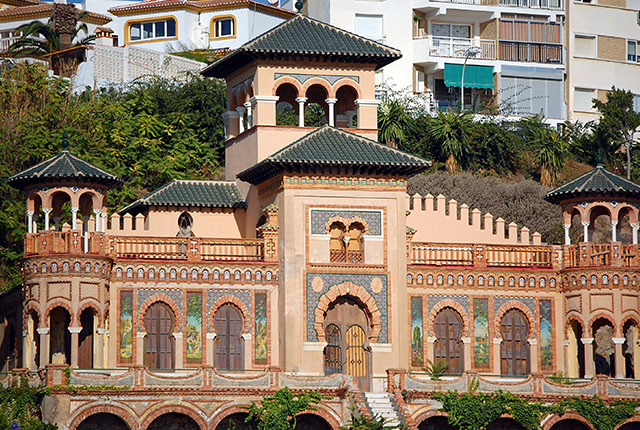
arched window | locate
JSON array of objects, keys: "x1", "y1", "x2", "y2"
[
  {"x1": 213, "y1": 304, "x2": 244, "y2": 370},
  {"x1": 329, "y1": 221, "x2": 346, "y2": 262},
  {"x1": 49, "y1": 307, "x2": 71, "y2": 365},
  {"x1": 78, "y1": 308, "x2": 96, "y2": 369},
  {"x1": 144, "y1": 302, "x2": 175, "y2": 369},
  {"x1": 346, "y1": 222, "x2": 365, "y2": 263},
  {"x1": 177, "y1": 212, "x2": 193, "y2": 237}
]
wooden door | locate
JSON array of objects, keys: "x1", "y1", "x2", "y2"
[
  {"x1": 214, "y1": 304, "x2": 244, "y2": 370},
  {"x1": 500, "y1": 309, "x2": 530, "y2": 376},
  {"x1": 345, "y1": 324, "x2": 369, "y2": 390},
  {"x1": 433, "y1": 308, "x2": 464, "y2": 374},
  {"x1": 78, "y1": 310, "x2": 93, "y2": 369},
  {"x1": 144, "y1": 303, "x2": 174, "y2": 369},
  {"x1": 323, "y1": 324, "x2": 341, "y2": 375}
]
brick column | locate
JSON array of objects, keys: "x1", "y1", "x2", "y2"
[
  {"x1": 493, "y1": 337, "x2": 502, "y2": 374},
  {"x1": 37, "y1": 328, "x2": 49, "y2": 368},
  {"x1": 95, "y1": 328, "x2": 105, "y2": 368},
  {"x1": 613, "y1": 337, "x2": 625, "y2": 378},
  {"x1": 462, "y1": 337, "x2": 472, "y2": 371},
  {"x1": 528, "y1": 338, "x2": 538, "y2": 373},
  {"x1": 136, "y1": 332, "x2": 145, "y2": 366},
  {"x1": 173, "y1": 332, "x2": 183, "y2": 368},
  {"x1": 68, "y1": 326, "x2": 82, "y2": 368}
]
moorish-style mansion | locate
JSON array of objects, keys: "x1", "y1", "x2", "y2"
[{"x1": 1, "y1": 10, "x2": 640, "y2": 430}]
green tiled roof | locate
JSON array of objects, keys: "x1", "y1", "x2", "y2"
[
  {"x1": 120, "y1": 180, "x2": 246, "y2": 214},
  {"x1": 237, "y1": 125, "x2": 430, "y2": 185},
  {"x1": 8, "y1": 150, "x2": 122, "y2": 189},
  {"x1": 202, "y1": 13, "x2": 401, "y2": 78},
  {"x1": 545, "y1": 165, "x2": 640, "y2": 203}
]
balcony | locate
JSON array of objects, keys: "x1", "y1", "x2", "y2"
[
  {"x1": 0, "y1": 37, "x2": 18, "y2": 54},
  {"x1": 417, "y1": 36, "x2": 497, "y2": 61},
  {"x1": 499, "y1": 41, "x2": 563, "y2": 64},
  {"x1": 500, "y1": 0, "x2": 564, "y2": 9}
]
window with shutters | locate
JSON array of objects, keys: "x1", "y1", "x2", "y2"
[{"x1": 575, "y1": 35, "x2": 596, "y2": 58}]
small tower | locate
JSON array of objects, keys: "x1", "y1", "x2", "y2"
[{"x1": 8, "y1": 139, "x2": 122, "y2": 370}]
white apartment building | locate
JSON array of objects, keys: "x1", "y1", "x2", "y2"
[
  {"x1": 305, "y1": 0, "x2": 566, "y2": 119},
  {"x1": 566, "y1": 0, "x2": 640, "y2": 122}
]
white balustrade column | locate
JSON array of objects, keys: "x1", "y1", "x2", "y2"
[
  {"x1": 102, "y1": 212, "x2": 108, "y2": 232},
  {"x1": 581, "y1": 221, "x2": 590, "y2": 242},
  {"x1": 235, "y1": 106, "x2": 246, "y2": 134},
  {"x1": 325, "y1": 98, "x2": 337, "y2": 126},
  {"x1": 243, "y1": 101, "x2": 253, "y2": 128},
  {"x1": 26, "y1": 211, "x2": 34, "y2": 234},
  {"x1": 563, "y1": 224, "x2": 571, "y2": 245},
  {"x1": 70, "y1": 207, "x2": 79, "y2": 230},
  {"x1": 295, "y1": 97, "x2": 307, "y2": 127},
  {"x1": 43, "y1": 208, "x2": 52, "y2": 231},
  {"x1": 346, "y1": 110, "x2": 356, "y2": 128},
  {"x1": 611, "y1": 221, "x2": 618, "y2": 242},
  {"x1": 93, "y1": 209, "x2": 103, "y2": 232},
  {"x1": 631, "y1": 223, "x2": 639, "y2": 245}
]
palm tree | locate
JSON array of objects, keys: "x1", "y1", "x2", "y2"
[
  {"x1": 534, "y1": 128, "x2": 568, "y2": 186},
  {"x1": 377, "y1": 96, "x2": 411, "y2": 148},
  {"x1": 429, "y1": 110, "x2": 472, "y2": 174},
  {"x1": 9, "y1": 15, "x2": 94, "y2": 58}
]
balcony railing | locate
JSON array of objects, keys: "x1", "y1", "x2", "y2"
[
  {"x1": 499, "y1": 41, "x2": 563, "y2": 64},
  {"x1": 0, "y1": 37, "x2": 19, "y2": 54},
  {"x1": 565, "y1": 243, "x2": 639, "y2": 268},
  {"x1": 500, "y1": 0, "x2": 563, "y2": 8},
  {"x1": 417, "y1": 36, "x2": 497, "y2": 60}
]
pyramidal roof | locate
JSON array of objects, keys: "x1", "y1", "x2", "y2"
[
  {"x1": 545, "y1": 165, "x2": 640, "y2": 203},
  {"x1": 120, "y1": 180, "x2": 246, "y2": 215},
  {"x1": 8, "y1": 150, "x2": 122, "y2": 189},
  {"x1": 202, "y1": 13, "x2": 401, "y2": 78},
  {"x1": 237, "y1": 125, "x2": 430, "y2": 185}
]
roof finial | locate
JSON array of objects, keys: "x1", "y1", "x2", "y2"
[
  {"x1": 295, "y1": 0, "x2": 303, "y2": 13},
  {"x1": 596, "y1": 148, "x2": 604, "y2": 167},
  {"x1": 62, "y1": 131, "x2": 70, "y2": 151}
]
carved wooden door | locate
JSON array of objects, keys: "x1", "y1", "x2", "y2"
[
  {"x1": 323, "y1": 324, "x2": 342, "y2": 375},
  {"x1": 345, "y1": 324, "x2": 369, "y2": 390},
  {"x1": 434, "y1": 308, "x2": 464, "y2": 374},
  {"x1": 78, "y1": 310, "x2": 93, "y2": 369},
  {"x1": 214, "y1": 304, "x2": 244, "y2": 370},
  {"x1": 500, "y1": 309, "x2": 530, "y2": 375},
  {"x1": 144, "y1": 303, "x2": 174, "y2": 369}
]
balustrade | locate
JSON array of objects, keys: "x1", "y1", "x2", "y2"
[{"x1": 418, "y1": 36, "x2": 497, "y2": 60}]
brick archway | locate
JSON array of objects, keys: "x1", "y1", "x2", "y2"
[
  {"x1": 314, "y1": 281, "x2": 381, "y2": 342},
  {"x1": 297, "y1": 406, "x2": 342, "y2": 430},
  {"x1": 76, "y1": 302, "x2": 102, "y2": 327},
  {"x1": 272, "y1": 76, "x2": 303, "y2": 97},
  {"x1": 210, "y1": 404, "x2": 252, "y2": 430},
  {"x1": 543, "y1": 412, "x2": 594, "y2": 430},
  {"x1": 495, "y1": 301, "x2": 536, "y2": 339},
  {"x1": 45, "y1": 301, "x2": 74, "y2": 326},
  {"x1": 68, "y1": 403, "x2": 139, "y2": 430},
  {"x1": 413, "y1": 408, "x2": 449, "y2": 428},
  {"x1": 139, "y1": 403, "x2": 207, "y2": 430},
  {"x1": 208, "y1": 295, "x2": 251, "y2": 334},
  {"x1": 428, "y1": 299, "x2": 469, "y2": 337},
  {"x1": 565, "y1": 313, "x2": 586, "y2": 337},
  {"x1": 332, "y1": 79, "x2": 362, "y2": 99},
  {"x1": 138, "y1": 295, "x2": 181, "y2": 334},
  {"x1": 615, "y1": 417, "x2": 640, "y2": 430},
  {"x1": 23, "y1": 302, "x2": 42, "y2": 329},
  {"x1": 620, "y1": 313, "x2": 640, "y2": 333},
  {"x1": 588, "y1": 313, "x2": 617, "y2": 336}
]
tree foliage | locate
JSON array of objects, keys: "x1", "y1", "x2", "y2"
[
  {"x1": 9, "y1": 15, "x2": 95, "y2": 58},
  {"x1": 0, "y1": 377, "x2": 56, "y2": 430},
  {"x1": 378, "y1": 96, "x2": 411, "y2": 148},
  {"x1": 245, "y1": 387, "x2": 322, "y2": 430}
]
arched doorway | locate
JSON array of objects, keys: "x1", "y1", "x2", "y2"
[
  {"x1": 147, "y1": 413, "x2": 199, "y2": 430},
  {"x1": 592, "y1": 318, "x2": 615, "y2": 377},
  {"x1": 214, "y1": 303, "x2": 244, "y2": 370},
  {"x1": 50, "y1": 307, "x2": 71, "y2": 364},
  {"x1": 623, "y1": 320, "x2": 639, "y2": 379},
  {"x1": 618, "y1": 422, "x2": 640, "y2": 430},
  {"x1": 567, "y1": 320, "x2": 585, "y2": 378},
  {"x1": 487, "y1": 418, "x2": 525, "y2": 430},
  {"x1": 77, "y1": 412, "x2": 129, "y2": 430},
  {"x1": 323, "y1": 296, "x2": 371, "y2": 390},
  {"x1": 295, "y1": 413, "x2": 332, "y2": 430},
  {"x1": 418, "y1": 416, "x2": 455, "y2": 430},
  {"x1": 144, "y1": 302, "x2": 175, "y2": 369},
  {"x1": 216, "y1": 412, "x2": 256, "y2": 430},
  {"x1": 78, "y1": 308, "x2": 95, "y2": 369},
  {"x1": 548, "y1": 419, "x2": 591, "y2": 430},
  {"x1": 500, "y1": 309, "x2": 530, "y2": 376},
  {"x1": 433, "y1": 307, "x2": 464, "y2": 374}
]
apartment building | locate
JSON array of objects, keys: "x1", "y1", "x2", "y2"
[
  {"x1": 566, "y1": 0, "x2": 640, "y2": 122},
  {"x1": 305, "y1": 0, "x2": 566, "y2": 119}
]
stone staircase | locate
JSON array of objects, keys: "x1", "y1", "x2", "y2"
[{"x1": 364, "y1": 392, "x2": 404, "y2": 427}]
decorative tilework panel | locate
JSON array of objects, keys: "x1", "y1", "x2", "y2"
[
  {"x1": 120, "y1": 291, "x2": 133, "y2": 360},
  {"x1": 494, "y1": 296, "x2": 537, "y2": 338},
  {"x1": 426, "y1": 295, "x2": 470, "y2": 317},
  {"x1": 207, "y1": 289, "x2": 252, "y2": 323},
  {"x1": 310, "y1": 209, "x2": 382, "y2": 236},
  {"x1": 411, "y1": 296, "x2": 424, "y2": 367},
  {"x1": 275, "y1": 73, "x2": 359, "y2": 85},
  {"x1": 137, "y1": 288, "x2": 183, "y2": 331},
  {"x1": 255, "y1": 292, "x2": 268, "y2": 364},
  {"x1": 473, "y1": 298, "x2": 489, "y2": 368},
  {"x1": 306, "y1": 273, "x2": 388, "y2": 343},
  {"x1": 186, "y1": 292, "x2": 202, "y2": 362},
  {"x1": 540, "y1": 299, "x2": 553, "y2": 369}
]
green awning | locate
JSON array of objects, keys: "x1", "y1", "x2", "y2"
[{"x1": 444, "y1": 63, "x2": 494, "y2": 89}]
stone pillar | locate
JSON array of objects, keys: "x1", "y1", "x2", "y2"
[
  {"x1": 242, "y1": 333, "x2": 252, "y2": 370},
  {"x1": 37, "y1": 328, "x2": 49, "y2": 368},
  {"x1": 101, "y1": 212, "x2": 108, "y2": 233},
  {"x1": 68, "y1": 327, "x2": 82, "y2": 368},
  {"x1": 22, "y1": 328, "x2": 31, "y2": 370},
  {"x1": 611, "y1": 221, "x2": 618, "y2": 242},
  {"x1": 325, "y1": 98, "x2": 337, "y2": 126},
  {"x1": 631, "y1": 223, "x2": 639, "y2": 245},
  {"x1": 136, "y1": 332, "x2": 145, "y2": 366},
  {"x1": 581, "y1": 221, "x2": 590, "y2": 242},
  {"x1": 206, "y1": 333, "x2": 215, "y2": 366},
  {"x1": 43, "y1": 208, "x2": 52, "y2": 231},
  {"x1": 564, "y1": 224, "x2": 571, "y2": 245},
  {"x1": 582, "y1": 337, "x2": 594, "y2": 378},
  {"x1": 493, "y1": 337, "x2": 502, "y2": 374},
  {"x1": 26, "y1": 211, "x2": 34, "y2": 234},
  {"x1": 223, "y1": 110, "x2": 240, "y2": 139},
  {"x1": 235, "y1": 106, "x2": 246, "y2": 134},
  {"x1": 354, "y1": 99, "x2": 380, "y2": 130},
  {"x1": 95, "y1": 328, "x2": 106, "y2": 368},
  {"x1": 346, "y1": 110, "x2": 356, "y2": 128},
  {"x1": 173, "y1": 332, "x2": 183, "y2": 369},
  {"x1": 243, "y1": 101, "x2": 253, "y2": 129},
  {"x1": 70, "y1": 207, "x2": 78, "y2": 230},
  {"x1": 93, "y1": 209, "x2": 103, "y2": 232},
  {"x1": 462, "y1": 337, "x2": 471, "y2": 371},
  {"x1": 295, "y1": 97, "x2": 307, "y2": 127},
  {"x1": 563, "y1": 340, "x2": 571, "y2": 377},
  {"x1": 250, "y1": 95, "x2": 279, "y2": 126},
  {"x1": 528, "y1": 338, "x2": 538, "y2": 373},
  {"x1": 613, "y1": 337, "x2": 625, "y2": 378},
  {"x1": 426, "y1": 336, "x2": 435, "y2": 365}
]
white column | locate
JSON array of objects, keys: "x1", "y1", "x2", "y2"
[
  {"x1": 82, "y1": 215, "x2": 90, "y2": 252},
  {"x1": 173, "y1": 332, "x2": 183, "y2": 369},
  {"x1": 613, "y1": 337, "x2": 625, "y2": 378},
  {"x1": 295, "y1": 97, "x2": 307, "y2": 127},
  {"x1": 243, "y1": 101, "x2": 253, "y2": 129},
  {"x1": 96, "y1": 328, "x2": 106, "y2": 368},
  {"x1": 43, "y1": 208, "x2": 52, "y2": 231},
  {"x1": 611, "y1": 221, "x2": 618, "y2": 242},
  {"x1": 70, "y1": 207, "x2": 78, "y2": 230},
  {"x1": 581, "y1": 221, "x2": 590, "y2": 242},
  {"x1": 93, "y1": 209, "x2": 103, "y2": 232},
  {"x1": 325, "y1": 98, "x2": 337, "y2": 126},
  {"x1": 68, "y1": 326, "x2": 83, "y2": 368},
  {"x1": 235, "y1": 106, "x2": 246, "y2": 134},
  {"x1": 564, "y1": 224, "x2": 571, "y2": 245},
  {"x1": 346, "y1": 110, "x2": 356, "y2": 128},
  {"x1": 26, "y1": 211, "x2": 34, "y2": 234},
  {"x1": 631, "y1": 223, "x2": 639, "y2": 245},
  {"x1": 37, "y1": 328, "x2": 50, "y2": 368}
]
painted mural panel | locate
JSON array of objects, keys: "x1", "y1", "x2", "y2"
[
  {"x1": 255, "y1": 292, "x2": 268, "y2": 364},
  {"x1": 411, "y1": 296, "x2": 424, "y2": 367},
  {"x1": 540, "y1": 299, "x2": 553, "y2": 369},
  {"x1": 120, "y1": 291, "x2": 133, "y2": 360},
  {"x1": 473, "y1": 298, "x2": 489, "y2": 368},
  {"x1": 186, "y1": 292, "x2": 202, "y2": 361}
]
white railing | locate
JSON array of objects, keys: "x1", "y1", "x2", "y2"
[
  {"x1": 500, "y1": 0, "x2": 563, "y2": 8},
  {"x1": 0, "y1": 37, "x2": 19, "y2": 54},
  {"x1": 419, "y1": 36, "x2": 497, "y2": 60}
]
